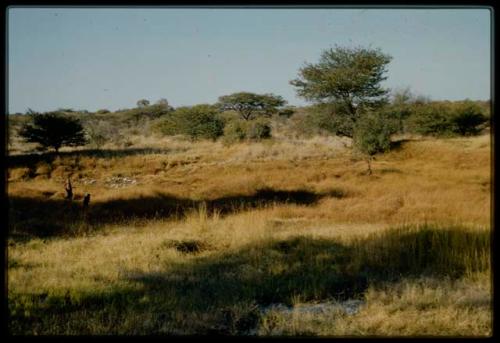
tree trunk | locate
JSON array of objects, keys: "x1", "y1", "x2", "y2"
[{"x1": 366, "y1": 157, "x2": 372, "y2": 175}]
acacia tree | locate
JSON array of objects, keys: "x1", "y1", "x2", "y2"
[
  {"x1": 19, "y1": 112, "x2": 87, "y2": 153},
  {"x1": 290, "y1": 46, "x2": 392, "y2": 137},
  {"x1": 217, "y1": 92, "x2": 287, "y2": 120}
]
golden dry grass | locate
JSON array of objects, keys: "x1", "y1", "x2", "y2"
[
  {"x1": 8, "y1": 134, "x2": 491, "y2": 226},
  {"x1": 7, "y1": 133, "x2": 491, "y2": 335}
]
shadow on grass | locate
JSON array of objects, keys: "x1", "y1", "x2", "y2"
[
  {"x1": 389, "y1": 138, "x2": 414, "y2": 151},
  {"x1": 8, "y1": 225, "x2": 489, "y2": 335},
  {"x1": 8, "y1": 148, "x2": 175, "y2": 169},
  {"x1": 8, "y1": 188, "x2": 344, "y2": 240}
]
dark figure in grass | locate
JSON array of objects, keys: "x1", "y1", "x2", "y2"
[
  {"x1": 64, "y1": 177, "x2": 73, "y2": 201},
  {"x1": 82, "y1": 193, "x2": 91, "y2": 219}
]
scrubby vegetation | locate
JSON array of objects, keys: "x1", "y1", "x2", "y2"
[
  {"x1": 6, "y1": 45, "x2": 491, "y2": 336},
  {"x1": 156, "y1": 104, "x2": 224, "y2": 141}
]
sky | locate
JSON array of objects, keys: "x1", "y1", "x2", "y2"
[{"x1": 7, "y1": 7, "x2": 491, "y2": 114}]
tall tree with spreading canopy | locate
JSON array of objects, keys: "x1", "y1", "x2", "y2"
[
  {"x1": 19, "y1": 112, "x2": 87, "y2": 152},
  {"x1": 290, "y1": 46, "x2": 392, "y2": 137},
  {"x1": 217, "y1": 92, "x2": 287, "y2": 120}
]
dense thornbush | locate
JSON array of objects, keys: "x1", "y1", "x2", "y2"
[
  {"x1": 247, "y1": 119, "x2": 272, "y2": 140},
  {"x1": 222, "y1": 118, "x2": 272, "y2": 144},
  {"x1": 407, "y1": 101, "x2": 488, "y2": 137},
  {"x1": 301, "y1": 103, "x2": 357, "y2": 138},
  {"x1": 407, "y1": 103, "x2": 453, "y2": 136},
  {"x1": 158, "y1": 104, "x2": 224, "y2": 140},
  {"x1": 448, "y1": 101, "x2": 489, "y2": 136},
  {"x1": 222, "y1": 120, "x2": 247, "y2": 143}
]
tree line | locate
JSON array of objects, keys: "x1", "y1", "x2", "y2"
[{"x1": 15, "y1": 45, "x2": 489, "y2": 172}]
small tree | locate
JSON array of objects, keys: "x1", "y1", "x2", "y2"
[
  {"x1": 19, "y1": 112, "x2": 87, "y2": 152},
  {"x1": 353, "y1": 113, "x2": 395, "y2": 175},
  {"x1": 136, "y1": 99, "x2": 150, "y2": 108},
  {"x1": 290, "y1": 45, "x2": 392, "y2": 137},
  {"x1": 217, "y1": 92, "x2": 287, "y2": 120}
]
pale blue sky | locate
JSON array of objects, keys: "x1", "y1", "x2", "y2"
[{"x1": 7, "y1": 7, "x2": 491, "y2": 113}]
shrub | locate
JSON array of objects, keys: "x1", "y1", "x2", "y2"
[
  {"x1": 223, "y1": 120, "x2": 247, "y2": 144},
  {"x1": 407, "y1": 101, "x2": 488, "y2": 137},
  {"x1": 353, "y1": 112, "x2": 395, "y2": 174},
  {"x1": 449, "y1": 101, "x2": 488, "y2": 136},
  {"x1": 158, "y1": 104, "x2": 224, "y2": 141},
  {"x1": 278, "y1": 107, "x2": 296, "y2": 118},
  {"x1": 407, "y1": 103, "x2": 453, "y2": 136},
  {"x1": 222, "y1": 118, "x2": 272, "y2": 144},
  {"x1": 247, "y1": 119, "x2": 272, "y2": 140},
  {"x1": 303, "y1": 103, "x2": 356, "y2": 137},
  {"x1": 84, "y1": 120, "x2": 117, "y2": 149},
  {"x1": 96, "y1": 109, "x2": 110, "y2": 114}
]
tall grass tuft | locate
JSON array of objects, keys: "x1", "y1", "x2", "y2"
[{"x1": 351, "y1": 224, "x2": 490, "y2": 279}]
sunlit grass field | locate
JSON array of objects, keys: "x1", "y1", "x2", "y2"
[{"x1": 7, "y1": 133, "x2": 492, "y2": 336}]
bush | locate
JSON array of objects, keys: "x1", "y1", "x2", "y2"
[
  {"x1": 407, "y1": 103, "x2": 453, "y2": 136},
  {"x1": 96, "y1": 109, "x2": 110, "y2": 114},
  {"x1": 278, "y1": 107, "x2": 296, "y2": 118},
  {"x1": 302, "y1": 103, "x2": 356, "y2": 137},
  {"x1": 353, "y1": 112, "x2": 395, "y2": 174},
  {"x1": 407, "y1": 101, "x2": 488, "y2": 137},
  {"x1": 223, "y1": 120, "x2": 247, "y2": 144},
  {"x1": 247, "y1": 119, "x2": 272, "y2": 140},
  {"x1": 449, "y1": 101, "x2": 488, "y2": 136},
  {"x1": 222, "y1": 118, "x2": 272, "y2": 144},
  {"x1": 84, "y1": 120, "x2": 120, "y2": 149},
  {"x1": 158, "y1": 104, "x2": 224, "y2": 141}
]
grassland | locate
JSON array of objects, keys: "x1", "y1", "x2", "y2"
[{"x1": 7, "y1": 132, "x2": 491, "y2": 336}]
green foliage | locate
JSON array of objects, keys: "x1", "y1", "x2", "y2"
[
  {"x1": 353, "y1": 112, "x2": 395, "y2": 174},
  {"x1": 18, "y1": 112, "x2": 87, "y2": 152},
  {"x1": 407, "y1": 101, "x2": 487, "y2": 137},
  {"x1": 277, "y1": 106, "x2": 296, "y2": 118},
  {"x1": 247, "y1": 119, "x2": 272, "y2": 140},
  {"x1": 96, "y1": 109, "x2": 110, "y2": 114},
  {"x1": 354, "y1": 112, "x2": 394, "y2": 157},
  {"x1": 290, "y1": 45, "x2": 392, "y2": 118},
  {"x1": 222, "y1": 118, "x2": 272, "y2": 144},
  {"x1": 158, "y1": 104, "x2": 224, "y2": 140},
  {"x1": 155, "y1": 98, "x2": 174, "y2": 112},
  {"x1": 218, "y1": 92, "x2": 287, "y2": 120},
  {"x1": 84, "y1": 120, "x2": 118, "y2": 149},
  {"x1": 449, "y1": 101, "x2": 488, "y2": 136},
  {"x1": 136, "y1": 99, "x2": 150, "y2": 108},
  {"x1": 305, "y1": 103, "x2": 357, "y2": 137},
  {"x1": 386, "y1": 88, "x2": 417, "y2": 133},
  {"x1": 407, "y1": 103, "x2": 453, "y2": 136},
  {"x1": 223, "y1": 120, "x2": 247, "y2": 144}
]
